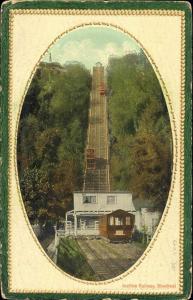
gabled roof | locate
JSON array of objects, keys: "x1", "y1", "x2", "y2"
[
  {"x1": 73, "y1": 191, "x2": 132, "y2": 194},
  {"x1": 107, "y1": 209, "x2": 135, "y2": 217}
]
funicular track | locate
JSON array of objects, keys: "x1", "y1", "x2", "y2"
[
  {"x1": 77, "y1": 239, "x2": 134, "y2": 280},
  {"x1": 83, "y1": 64, "x2": 110, "y2": 192}
]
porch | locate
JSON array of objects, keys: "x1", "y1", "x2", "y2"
[
  {"x1": 64, "y1": 219, "x2": 100, "y2": 236},
  {"x1": 57, "y1": 209, "x2": 113, "y2": 237}
]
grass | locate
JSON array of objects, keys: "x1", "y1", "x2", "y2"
[{"x1": 57, "y1": 237, "x2": 97, "y2": 281}]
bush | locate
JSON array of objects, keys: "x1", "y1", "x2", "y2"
[{"x1": 57, "y1": 237, "x2": 97, "y2": 280}]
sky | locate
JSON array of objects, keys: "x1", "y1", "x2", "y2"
[{"x1": 42, "y1": 26, "x2": 141, "y2": 70}]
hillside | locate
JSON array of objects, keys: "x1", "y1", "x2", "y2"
[
  {"x1": 17, "y1": 62, "x2": 92, "y2": 226},
  {"x1": 107, "y1": 52, "x2": 172, "y2": 211}
]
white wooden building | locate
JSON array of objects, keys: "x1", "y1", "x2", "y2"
[
  {"x1": 135, "y1": 208, "x2": 161, "y2": 237},
  {"x1": 55, "y1": 192, "x2": 161, "y2": 240},
  {"x1": 64, "y1": 191, "x2": 136, "y2": 236}
]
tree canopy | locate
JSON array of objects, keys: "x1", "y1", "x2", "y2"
[
  {"x1": 107, "y1": 52, "x2": 172, "y2": 211},
  {"x1": 17, "y1": 62, "x2": 91, "y2": 225},
  {"x1": 17, "y1": 51, "x2": 172, "y2": 230}
]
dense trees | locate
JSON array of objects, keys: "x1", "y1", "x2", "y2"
[
  {"x1": 18, "y1": 51, "x2": 172, "y2": 231},
  {"x1": 17, "y1": 62, "x2": 91, "y2": 226},
  {"x1": 107, "y1": 52, "x2": 172, "y2": 211}
]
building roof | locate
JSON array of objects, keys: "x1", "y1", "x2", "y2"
[
  {"x1": 95, "y1": 62, "x2": 103, "y2": 67},
  {"x1": 107, "y1": 209, "x2": 135, "y2": 217},
  {"x1": 133, "y1": 198, "x2": 158, "y2": 210},
  {"x1": 73, "y1": 191, "x2": 132, "y2": 194}
]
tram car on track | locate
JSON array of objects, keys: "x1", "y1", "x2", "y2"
[
  {"x1": 86, "y1": 148, "x2": 96, "y2": 170},
  {"x1": 99, "y1": 81, "x2": 105, "y2": 96},
  {"x1": 99, "y1": 209, "x2": 135, "y2": 242}
]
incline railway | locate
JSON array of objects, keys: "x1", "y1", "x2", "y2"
[
  {"x1": 77, "y1": 238, "x2": 144, "y2": 280},
  {"x1": 54, "y1": 63, "x2": 147, "y2": 280},
  {"x1": 83, "y1": 62, "x2": 110, "y2": 192}
]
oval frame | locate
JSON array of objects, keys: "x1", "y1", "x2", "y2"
[{"x1": 14, "y1": 23, "x2": 178, "y2": 285}]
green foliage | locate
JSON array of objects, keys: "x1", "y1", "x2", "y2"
[
  {"x1": 57, "y1": 238, "x2": 96, "y2": 280},
  {"x1": 17, "y1": 62, "x2": 91, "y2": 225},
  {"x1": 18, "y1": 51, "x2": 172, "y2": 227},
  {"x1": 107, "y1": 52, "x2": 172, "y2": 211}
]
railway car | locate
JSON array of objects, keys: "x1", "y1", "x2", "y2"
[
  {"x1": 86, "y1": 148, "x2": 95, "y2": 158},
  {"x1": 86, "y1": 148, "x2": 96, "y2": 169},
  {"x1": 99, "y1": 82, "x2": 105, "y2": 96},
  {"x1": 99, "y1": 209, "x2": 135, "y2": 242}
]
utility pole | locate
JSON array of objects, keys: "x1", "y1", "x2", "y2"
[
  {"x1": 49, "y1": 52, "x2": 52, "y2": 63},
  {"x1": 49, "y1": 52, "x2": 52, "y2": 83}
]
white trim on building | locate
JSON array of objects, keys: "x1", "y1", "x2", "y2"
[
  {"x1": 135, "y1": 208, "x2": 161, "y2": 237},
  {"x1": 64, "y1": 191, "x2": 135, "y2": 236}
]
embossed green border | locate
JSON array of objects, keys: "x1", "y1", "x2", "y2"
[{"x1": 1, "y1": 1, "x2": 192, "y2": 299}]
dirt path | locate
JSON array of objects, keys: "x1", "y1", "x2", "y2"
[{"x1": 78, "y1": 239, "x2": 145, "y2": 280}]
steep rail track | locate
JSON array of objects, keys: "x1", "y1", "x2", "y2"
[{"x1": 83, "y1": 65, "x2": 110, "y2": 192}]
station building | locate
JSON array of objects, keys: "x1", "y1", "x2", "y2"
[{"x1": 65, "y1": 191, "x2": 136, "y2": 236}]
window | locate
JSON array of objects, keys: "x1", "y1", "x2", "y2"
[
  {"x1": 109, "y1": 216, "x2": 114, "y2": 225},
  {"x1": 115, "y1": 217, "x2": 123, "y2": 225},
  {"x1": 152, "y1": 218, "x2": 158, "y2": 227},
  {"x1": 107, "y1": 195, "x2": 116, "y2": 205},
  {"x1": 152, "y1": 218, "x2": 158, "y2": 230},
  {"x1": 83, "y1": 195, "x2": 97, "y2": 204},
  {"x1": 126, "y1": 216, "x2": 131, "y2": 225}
]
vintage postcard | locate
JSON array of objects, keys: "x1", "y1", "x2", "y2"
[{"x1": 1, "y1": 1, "x2": 192, "y2": 299}]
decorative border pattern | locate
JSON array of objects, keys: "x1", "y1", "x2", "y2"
[
  {"x1": 179, "y1": 13, "x2": 185, "y2": 293},
  {"x1": 7, "y1": 9, "x2": 185, "y2": 296},
  {"x1": 11, "y1": 9, "x2": 185, "y2": 16}
]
